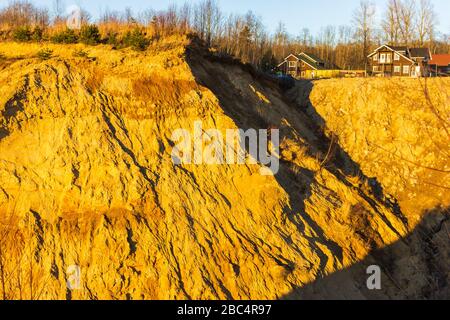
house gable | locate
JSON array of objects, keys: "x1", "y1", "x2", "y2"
[
  {"x1": 368, "y1": 45, "x2": 394, "y2": 57},
  {"x1": 286, "y1": 54, "x2": 300, "y2": 61},
  {"x1": 368, "y1": 45, "x2": 415, "y2": 63},
  {"x1": 277, "y1": 54, "x2": 299, "y2": 67},
  {"x1": 298, "y1": 57, "x2": 319, "y2": 70}
]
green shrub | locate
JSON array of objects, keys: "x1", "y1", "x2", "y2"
[
  {"x1": 80, "y1": 25, "x2": 101, "y2": 45},
  {"x1": 104, "y1": 31, "x2": 119, "y2": 46},
  {"x1": 123, "y1": 28, "x2": 149, "y2": 51},
  {"x1": 51, "y1": 28, "x2": 78, "y2": 44},
  {"x1": 72, "y1": 49, "x2": 89, "y2": 58},
  {"x1": 31, "y1": 26, "x2": 44, "y2": 42},
  {"x1": 37, "y1": 48, "x2": 53, "y2": 60},
  {"x1": 13, "y1": 27, "x2": 32, "y2": 42}
]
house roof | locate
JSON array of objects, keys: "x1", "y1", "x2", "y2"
[
  {"x1": 389, "y1": 46, "x2": 408, "y2": 52},
  {"x1": 298, "y1": 54, "x2": 326, "y2": 70},
  {"x1": 429, "y1": 54, "x2": 450, "y2": 66},
  {"x1": 278, "y1": 52, "x2": 328, "y2": 70},
  {"x1": 367, "y1": 44, "x2": 415, "y2": 63},
  {"x1": 368, "y1": 45, "x2": 398, "y2": 57},
  {"x1": 299, "y1": 52, "x2": 325, "y2": 64},
  {"x1": 278, "y1": 52, "x2": 340, "y2": 70},
  {"x1": 276, "y1": 54, "x2": 298, "y2": 67},
  {"x1": 409, "y1": 48, "x2": 431, "y2": 59}
]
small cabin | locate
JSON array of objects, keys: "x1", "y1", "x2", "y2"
[{"x1": 277, "y1": 52, "x2": 340, "y2": 79}]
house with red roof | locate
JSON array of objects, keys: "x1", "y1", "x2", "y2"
[{"x1": 429, "y1": 54, "x2": 450, "y2": 76}]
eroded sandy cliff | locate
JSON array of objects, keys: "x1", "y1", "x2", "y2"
[{"x1": 0, "y1": 36, "x2": 448, "y2": 299}]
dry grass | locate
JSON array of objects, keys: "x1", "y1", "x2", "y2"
[
  {"x1": 0, "y1": 212, "x2": 49, "y2": 300},
  {"x1": 307, "y1": 77, "x2": 450, "y2": 223},
  {"x1": 85, "y1": 70, "x2": 105, "y2": 94},
  {"x1": 132, "y1": 74, "x2": 198, "y2": 104}
]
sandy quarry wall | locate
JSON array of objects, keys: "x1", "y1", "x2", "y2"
[
  {"x1": 0, "y1": 38, "x2": 447, "y2": 299},
  {"x1": 289, "y1": 77, "x2": 449, "y2": 225}
]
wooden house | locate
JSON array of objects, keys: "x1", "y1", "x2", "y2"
[
  {"x1": 277, "y1": 52, "x2": 340, "y2": 79},
  {"x1": 367, "y1": 45, "x2": 431, "y2": 77}
]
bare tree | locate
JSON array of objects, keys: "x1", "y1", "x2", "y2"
[
  {"x1": 194, "y1": 0, "x2": 222, "y2": 46},
  {"x1": 416, "y1": 0, "x2": 437, "y2": 47},
  {"x1": 242, "y1": 11, "x2": 265, "y2": 65},
  {"x1": 382, "y1": 0, "x2": 401, "y2": 45},
  {"x1": 222, "y1": 13, "x2": 244, "y2": 57},
  {"x1": 124, "y1": 7, "x2": 136, "y2": 25},
  {"x1": 100, "y1": 8, "x2": 122, "y2": 25},
  {"x1": 299, "y1": 28, "x2": 312, "y2": 49},
  {"x1": 322, "y1": 25, "x2": 337, "y2": 66},
  {"x1": 393, "y1": 0, "x2": 416, "y2": 45},
  {"x1": 274, "y1": 22, "x2": 288, "y2": 59},
  {"x1": 353, "y1": 1, "x2": 376, "y2": 65},
  {"x1": 0, "y1": 1, "x2": 49, "y2": 29},
  {"x1": 52, "y1": 0, "x2": 64, "y2": 23},
  {"x1": 335, "y1": 25, "x2": 355, "y2": 69},
  {"x1": 178, "y1": 2, "x2": 192, "y2": 34}
]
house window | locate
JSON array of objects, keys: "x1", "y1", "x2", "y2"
[
  {"x1": 380, "y1": 53, "x2": 386, "y2": 63},
  {"x1": 373, "y1": 66, "x2": 379, "y2": 72},
  {"x1": 386, "y1": 53, "x2": 392, "y2": 63},
  {"x1": 403, "y1": 65, "x2": 410, "y2": 74},
  {"x1": 394, "y1": 53, "x2": 400, "y2": 61},
  {"x1": 288, "y1": 61, "x2": 297, "y2": 68},
  {"x1": 394, "y1": 66, "x2": 401, "y2": 73},
  {"x1": 373, "y1": 55, "x2": 378, "y2": 61}
]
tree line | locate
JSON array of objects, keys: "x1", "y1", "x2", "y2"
[{"x1": 0, "y1": 0, "x2": 449, "y2": 70}]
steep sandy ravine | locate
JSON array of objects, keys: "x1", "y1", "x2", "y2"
[
  {"x1": 186, "y1": 44, "x2": 449, "y2": 299},
  {"x1": 285, "y1": 77, "x2": 450, "y2": 299},
  {"x1": 0, "y1": 37, "x2": 447, "y2": 300}
]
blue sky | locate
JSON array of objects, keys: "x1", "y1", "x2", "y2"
[{"x1": 2, "y1": 0, "x2": 450, "y2": 36}]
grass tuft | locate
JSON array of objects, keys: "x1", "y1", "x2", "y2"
[{"x1": 36, "y1": 48, "x2": 53, "y2": 60}]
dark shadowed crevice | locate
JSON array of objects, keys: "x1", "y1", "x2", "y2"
[{"x1": 282, "y1": 208, "x2": 449, "y2": 300}]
